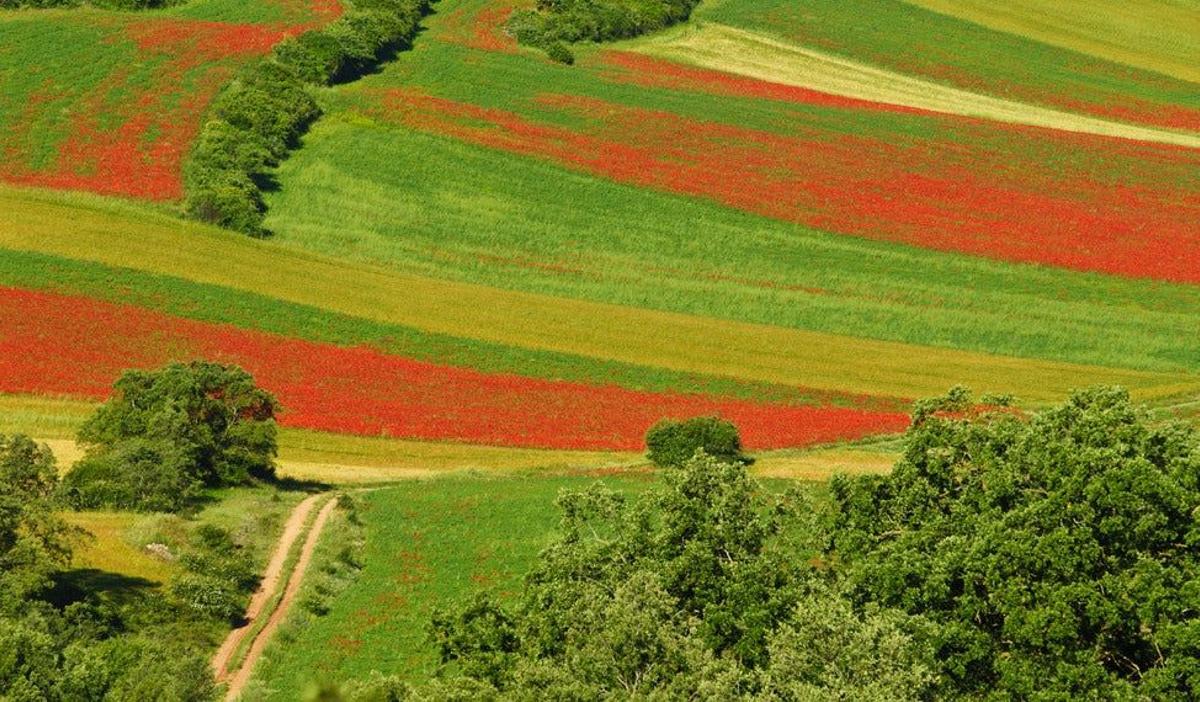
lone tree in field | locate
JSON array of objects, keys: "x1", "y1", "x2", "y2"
[
  {"x1": 826, "y1": 386, "x2": 1200, "y2": 699},
  {"x1": 645, "y1": 416, "x2": 751, "y2": 468},
  {"x1": 63, "y1": 361, "x2": 280, "y2": 512}
]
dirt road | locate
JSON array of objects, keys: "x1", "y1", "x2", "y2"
[{"x1": 212, "y1": 493, "x2": 337, "y2": 700}]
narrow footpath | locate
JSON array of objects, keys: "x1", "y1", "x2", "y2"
[{"x1": 212, "y1": 492, "x2": 338, "y2": 700}]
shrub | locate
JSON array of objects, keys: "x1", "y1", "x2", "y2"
[
  {"x1": 61, "y1": 439, "x2": 200, "y2": 513},
  {"x1": 645, "y1": 416, "x2": 749, "y2": 468},
  {"x1": 543, "y1": 40, "x2": 575, "y2": 65},
  {"x1": 509, "y1": 0, "x2": 701, "y2": 60}
]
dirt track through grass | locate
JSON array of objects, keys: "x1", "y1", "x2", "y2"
[
  {"x1": 212, "y1": 494, "x2": 324, "y2": 685},
  {"x1": 220, "y1": 494, "x2": 337, "y2": 701},
  {"x1": 635, "y1": 24, "x2": 1200, "y2": 148}
]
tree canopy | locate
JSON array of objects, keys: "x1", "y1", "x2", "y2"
[
  {"x1": 827, "y1": 386, "x2": 1200, "y2": 699},
  {"x1": 63, "y1": 361, "x2": 280, "y2": 512}
]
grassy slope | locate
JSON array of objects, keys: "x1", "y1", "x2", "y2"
[
  {"x1": 904, "y1": 0, "x2": 1200, "y2": 83},
  {"x1": 699, "y1": 0, "x2": 1200, "y2": 126},
  {"x1": 245, "y1": 475, "x2": 653, "y2": 697},
  {"x1": 630, "y1": 23, "x2": 1198, "y2": 147},
  {"x1": 3, "y1": 186, "x2": 1190, "y2": 403}
]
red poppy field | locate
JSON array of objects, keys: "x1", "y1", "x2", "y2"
[
  {"x1": 0, "y1": 0, "x2": 341, "y2": 200},
  {"x1": 372, "y1": 85, "x2": 1200, "y2": 284},
  {"x1": 0, "y1": 285, "x2": 909, "y2": 450}
]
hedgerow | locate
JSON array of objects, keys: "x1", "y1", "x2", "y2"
[
  {"x1": 509, "y1": 0, "x2": 702, "y2": 63},
  {"x1": 184, "y1": 0, "x2": 432, "y2": 236}
]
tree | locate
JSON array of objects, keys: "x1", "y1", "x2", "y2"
[
  {"x1": 645, "y1": 416, "x2": 750, "y2": 468},
  {"x1": 0, "y1": 435, "x2": 75, "y2": 603},
  {"x1": 64, "y1": 361, "x2": 280, "y2": 512},
  {"x1": 826, "y1": 386, "x2": 1200, "y2": 699},
  {"x1": 420, "y1": 452, "x2": 932, "y2": 700}
]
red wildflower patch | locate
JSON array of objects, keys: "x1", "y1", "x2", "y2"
[
  {"x1": 438, "y1": 0, "x2": 524, "y2": 53},
  {"x1": 374, "y1": 88, "x2": 1200, "y2": 284},
  {"x1": 0, "y1": 286, "x2": 909, "y2": 451},
  {"x1": 0, "y1": 1, "x2": 342, "y2": 201}
]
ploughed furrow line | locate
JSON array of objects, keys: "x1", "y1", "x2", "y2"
[{"x1": 634, "y1": 23, "x2": 1200, "y2": 148}]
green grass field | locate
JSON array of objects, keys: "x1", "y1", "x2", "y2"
[
  {"x1": 242, "y1": 475, "x2": 653, "y2": 697},
  {"x1": 698, "y1": 0, "x2": 1200, "y2": 126}
]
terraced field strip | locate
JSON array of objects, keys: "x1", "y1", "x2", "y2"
[
  {"x1": 2, "y1": 188, "x2": 1190, "y2": 404},
  {"x1": 633, "y1": 24, "x2": 1200, "y2": 148},
  {"x1": 904, "y1": 0, "x2": 1200, "y2": 84},
  {"x1": 223, "y1": 495, "x2": 338, "y2": 701},
  {"x1": 0, "y1": 394, "x2": 644, "y2": 480}
]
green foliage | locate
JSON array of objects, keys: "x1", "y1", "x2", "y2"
[
  {"x1": 421, "y1": 453, "x2": 933, "y2": 699},
  {"x1": 0, "y1": 433, "x2": 219, "y2": 701},
  {"x1": 0, "y1": 435, "x2": 74, "y2": 604},
  {"x1": 63, "y1": 361, "x2": 279, "y2": 512},
  {"x1": 510, "y1": 0, "x2": 701, "y2": 58},
  {"x1": 826, "y1": 386, "x2": 1200, "y2": 699},
  {"x1": 645, "y1": 415, "x2": 749, "y2": 468},
  {"x1": 183, "y1": 0, "x2": 432, "y2": 235}
]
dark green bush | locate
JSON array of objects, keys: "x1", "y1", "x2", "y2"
[
  {"x1": 510, "y1": 0, "x2": 701, "y2": 59},
  {"x1": 61, "y1": 439, "x2": 200, "y2": 513},
  {"x1": 544, "y1": 40, "x2": 575, "y2": 64},
  {"x1": 645, "y1": 416, "x2": 749, "y2": 468}
]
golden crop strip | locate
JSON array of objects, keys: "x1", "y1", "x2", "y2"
[
  {"x1": 904, "y1": 0, "x2": 1200, "y2": 84},
  {"x1": 632, "y1": 24, "x2": 1200, "y2": 148},
  {"x1": 1, "y1": 187, "x2": 1193, "y2": 402}
]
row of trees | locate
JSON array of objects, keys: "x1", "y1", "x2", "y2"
[
  {"x1": 183, "y1": 0, "x2": 433, "y2": 236},
  {"x1": 330, "y1": 387, "x2": 1200, "y2": 700}
]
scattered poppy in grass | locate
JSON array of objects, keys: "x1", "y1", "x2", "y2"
[
  {"x1": 0, "y1": 286, "x2": 909, "y2": 451},
  {"x1": 374, "y1": 87, "x2": 1200, "y2": 284},
  {"x1": 439, "y1": 0, "x2": 524, "y2": 53}
]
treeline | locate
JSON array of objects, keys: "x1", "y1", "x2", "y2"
[
  {"x1": 510, "y1": 0, "x2": 702, "y2": 63},
  {"x1": 0, "y1": 434, "x2": 270, "y2": 699},
  {"x1": 183, "y1": 0, "x2": 432, "y2": 236},
  {"x1": 330, "y1": 388, "x2": 1200, "y2": 700}
]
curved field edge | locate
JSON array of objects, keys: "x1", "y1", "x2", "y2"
[
  {"x1": 904, "y1": 0, "x2": 1200, "y2": 84},
  {"x1": 628, "y1": 23, "x2": 1200, "y2": 148},
  {"x1": 1, "y1": 187, "x2": 1192, "y2": 403},
  {"x1": 692, "y1": 0, "x2": 1199, "y2": 133}
]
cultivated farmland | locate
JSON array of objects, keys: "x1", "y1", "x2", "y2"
[{"x1": 0, "y1": 0, "x2": 1197, "y2": 697}]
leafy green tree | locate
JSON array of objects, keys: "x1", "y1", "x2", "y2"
[
  {"x1": 64, "y1": 361, "x2": 280, "y2": 512},
  {"x1": 0, "y1": 435, "x2": 75, "y2": 603},
  {"x1": 645, "y1": 415, "x2": 750, "y2": 468},
  {"x1": 826, "y1": 386, "x2": 1200, "y2": 699}
]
